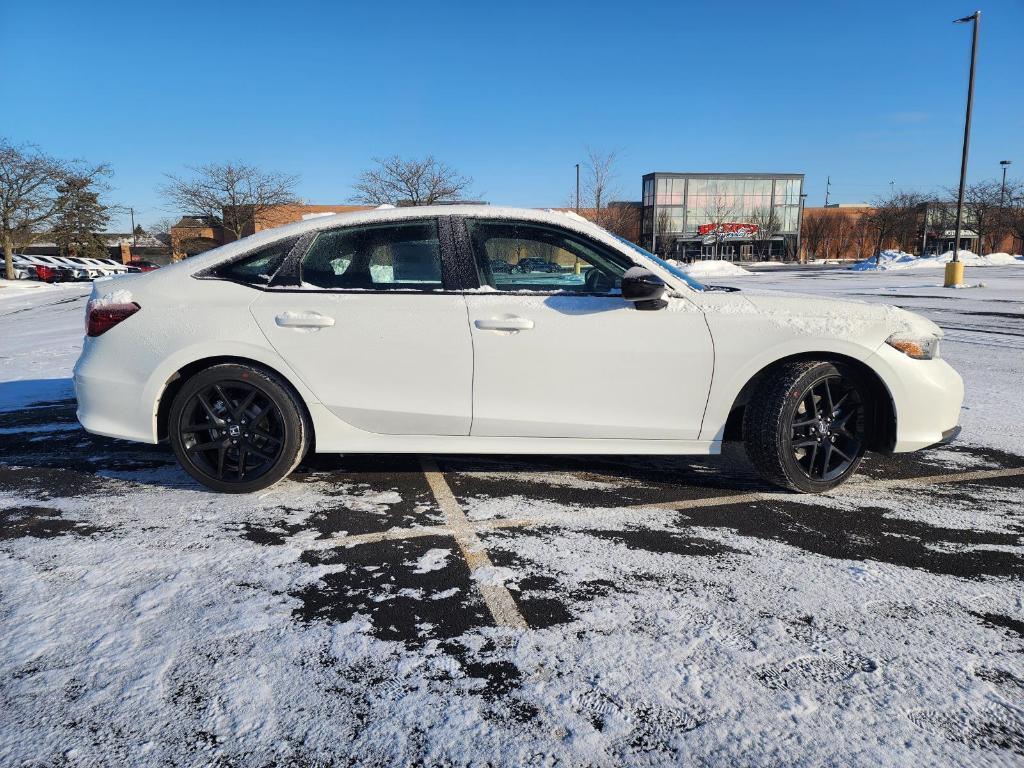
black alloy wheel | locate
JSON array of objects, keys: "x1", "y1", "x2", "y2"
[
  {"x1": 169, "y1": 363, "x2": 309, "y2": 493},
  {"x1": 744, "y1": 360, "x2": 869, "y2": 493},
  {"x1": 787, "y1": 374, "x2": 864, "y2": 483}
]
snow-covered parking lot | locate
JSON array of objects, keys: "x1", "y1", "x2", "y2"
[{"x1": 1, "y1": 268, "x2": 1023, "y2": 766}]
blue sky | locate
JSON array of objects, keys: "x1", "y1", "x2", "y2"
[{"x1": 4, "y1": 0, "x2": 1023, "y2": 231}]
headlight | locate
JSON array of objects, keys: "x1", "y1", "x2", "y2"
[{"x1": 886, "y1": 335, "x2": 940, "y2": 360}]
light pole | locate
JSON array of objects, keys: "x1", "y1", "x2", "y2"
[
  {"x1": 946, "y1": 10, "x2": 980, "y2": 287},
  {"x1": 574, "y1": 163, "x2": 581, "y2": 274},
  {"x1": 796, "y1": 193, "x2": 807, "y2": 262},
  {"x1": 575, "y1": 163, "x2": 580, "y2": 213},
  {"x1": 1000, "y1": 160, "x2": 1012, "y2": 206}
]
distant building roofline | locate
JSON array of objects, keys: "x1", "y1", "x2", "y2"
[{"x1": 642, "y1": 171, "x2": 804, "y2": 180}]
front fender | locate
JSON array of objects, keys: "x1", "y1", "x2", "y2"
[{"x1": 699, "y1": 332, "x2": 884, "y2": 442}]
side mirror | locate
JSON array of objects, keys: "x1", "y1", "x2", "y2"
[{"x1": 621, "y1": 267, "x2": 668, "y2": 311}]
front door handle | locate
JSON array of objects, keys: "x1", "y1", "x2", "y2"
[
  {"x1": 275, "y1": 311, "x2": 336, "y2": 328},
  {"x1": 474, "y1": 316, "x2": 535, "y2": 332}
]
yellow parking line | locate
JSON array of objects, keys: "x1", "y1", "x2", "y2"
[
  {"x1": 297, "y1": 465, "x2": 1024, "y2": 555},
  {"x1": 869, "y1": 466, "x2": 1024, "y2": 487},
  {"x1": 420, "y1": 456, "x2": 528, "y2": 630},
  {"x1": 299, "y1": 524, "x2": 454, "y2": 551},
  {"x1": 625, "y1": 490, "x2": 775, "y2": 511},
  {"x1": 625, "y1": 466, "x2": 1024, "y2": 511}
]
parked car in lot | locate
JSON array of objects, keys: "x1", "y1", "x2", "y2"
[
  {"x1": 71, "y1": 257, "x2": 129, "y2": 278},
  {"x1": 16, "y1": 255, "x2": 75, "y2": 282},
  {"x1": 57, "y1": 257, "x2": 104, "y2": 280},
  {"x1": 126, "y1": 260, "x2": 160, "y2": 273},
  {"x1": 95, "y1": 258, "x2": 130, "y2": 275},
  {"x1": 9, "y1": 256, "x2": 37, "y2": 280},
  {"x1": 73, "y1": 207, "x2": 963, "y2": 494},
  {"x1": 514, "y1": 257, "x2": 559, "y2": 273}
]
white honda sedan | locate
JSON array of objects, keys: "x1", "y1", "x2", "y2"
[{"x1": 73, "y1": 207, "x2": 964, "y2": 493}]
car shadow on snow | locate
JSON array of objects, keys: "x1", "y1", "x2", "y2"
[{"x1": 2, "y1": 389, "x2": 1022, "y2": 509}]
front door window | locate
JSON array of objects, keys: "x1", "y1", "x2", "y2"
[{"x1": 466, "y1": 220, "x2": 630, "y2": 294}]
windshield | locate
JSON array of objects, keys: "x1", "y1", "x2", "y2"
[{"x1": 610, "y1": 235, "x2": 705, "y2": 291}]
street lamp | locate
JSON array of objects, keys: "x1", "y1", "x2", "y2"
[
  {"x1": 796, "y1": 193, "x2": 808, "y2": 263},
  {"x1": 575, "y1": 163, "x2": 580, "y2": 213},
  {"x1": 946, "y1": 10, "x2": 980, "y2": 288},
  {"x1": 1000, "y1": 160, "x2": 1012, "y2": 206}
]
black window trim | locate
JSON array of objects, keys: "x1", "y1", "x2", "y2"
[
  {"x1": 192, "y1": 217, "x2": 473, "y2": 294},
  {"x1": 451, "y1": 215, "x2": 635, "y2": 297},
  {"x1": 193, "y1": 234, "x2": 304, "y2": 288},
  {"x1": 271, "y1": 216, "x2": 462, "y2": 294}
]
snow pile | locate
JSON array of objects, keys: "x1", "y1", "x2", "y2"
[
  {"x1": 851, "y1": 250, "x2": 1024, "y2": 271},
  {"x1": 667, "y1": 259, "x2": 754, "y2": 278},
  {"x1": 89, "y1": 288, "x2": 135, "y2": 307},
  {"x1": 0, "y1": 279, "x2": 74, "y2": 297}
]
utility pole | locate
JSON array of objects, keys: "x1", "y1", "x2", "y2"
[
  {"x1": 824, "y1": 176, "x2": 831, "y2": 207},
  {"x1": 1000, "y1": 160, "x2": 1012, "y2": 206},
  {"x1": 130, "y1": 207, "x2": 137, "y2": 246},
  {"x1": 947, "y1": 10, "x2": 980, "y2": 287}
]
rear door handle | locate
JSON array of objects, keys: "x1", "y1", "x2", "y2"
[
  {"x1": 474, "y1": 317, "x2": 535, "y2": 331},
  {"x1": 275, "y1": 311, "x2": 335, "y2": 328}
]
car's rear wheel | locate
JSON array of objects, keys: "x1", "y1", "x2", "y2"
[
  {"x1": 168, "y1": 363, "x2": 309, "y2": 493},
  {"x1": 743, "y1": 360, "x2": 868, "y2": 493}
]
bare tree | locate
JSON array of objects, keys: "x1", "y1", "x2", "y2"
[
  {"x1": 850, "y1": 212, "x2": 876, "y2": 261},
  {"x1": 581, "y1": 147, "x2": 620, "y2": 213},
  {"x1": 948, "y1": 179, "x2": 1010, "y2": 254},
  {"x1": 159, "y1": 162, "x2": 299, "y2": 243},
  {"x1": 828, "y1": 213, "x2": 858, "y2": 260},
  {"x1": 863, "y1": 190, "x2": 928, "y2": 262},
  {"x1": 800, "y1": 209, "x2": 832, "y2": 261},
  {"x1": 1004, "y1": 180, "x2": 1024, "y2": 254},
  {"x1": 748, "y1": 206, "x2": 781, "y2": 260},
  {"x1": 599, "y1": 203, "x2": 642, "y2": 244},
  {"x1": 352, "y1": 155, "x2": 472, "y2": 206},
  {"x1": 655, "y1": 208, "x2": 674, "y2": 258},
  {"x1": 0, "y1": 139, "x2": 70, "y2": 279},
  {"x1": 701, "y1": 183, "x2": 739, "y2": 258}
]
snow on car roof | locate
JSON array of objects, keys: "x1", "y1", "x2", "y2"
[{"x1": 173, "y1": 206, "x2": 620, "y2": 274}]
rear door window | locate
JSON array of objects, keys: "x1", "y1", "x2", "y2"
[
  {"x1": 300, "y1": 221, "x2": 443, "y2": 290},
  {"x1": 212, "y1": 237, "x2": 299, "y2": 286}
]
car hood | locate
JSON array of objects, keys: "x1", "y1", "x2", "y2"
[
  {"x1": 692, "y1": 288, "x2": 942, "y2": 344},
  {"x1": 737, "y1": 290, "x2": 942, "y2": 339}
]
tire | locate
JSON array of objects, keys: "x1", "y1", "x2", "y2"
[
  {"x1": 168, "y1": 363, "x2": 310, "y2": 493},
  {"x1": 743, "y1": 360, "x2": 869, "y2": 493}
]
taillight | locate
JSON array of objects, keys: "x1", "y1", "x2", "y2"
[{"x1": 86, "y1": 301, "x2": 140, "y2": 337}]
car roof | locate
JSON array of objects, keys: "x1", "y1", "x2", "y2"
[{"x1": 177, "y1": 206, "x2": 621, "y2": 274}]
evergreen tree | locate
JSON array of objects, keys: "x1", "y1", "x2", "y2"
[{"x1": 53, "y1": 174, "x2": 110, "y2": 258}]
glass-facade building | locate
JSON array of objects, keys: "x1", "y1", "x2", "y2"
[{"x1": 641, "y1": 172, "x2": 804, "y2": 260}]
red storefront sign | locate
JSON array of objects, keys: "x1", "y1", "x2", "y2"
[{"x1": 697, "y1": 222, "x2": 759, "y2": 237}]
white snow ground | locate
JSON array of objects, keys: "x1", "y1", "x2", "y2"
[{"x1": 1, "y1": 270, "x2": 1022, "y2": 766}]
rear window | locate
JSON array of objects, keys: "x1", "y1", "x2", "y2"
[{"x1": 212, "y1": 237, "x2": 298, "y2": 285}]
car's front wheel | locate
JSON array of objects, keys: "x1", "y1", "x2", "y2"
[
  {"x1": 168, "y1": 363, "x2": 310, "y2": 493},
  {"x1": 743, "y1": 360, "x2": 868, "y2": 493}
]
